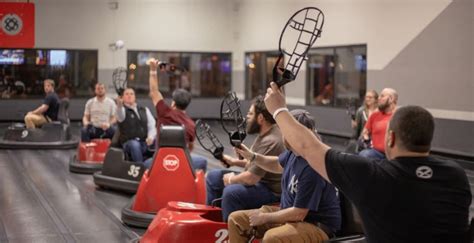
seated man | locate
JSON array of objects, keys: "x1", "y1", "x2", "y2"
[
  {"x1": 24, "y1": 79, "x2": 60, "y2": 129},
  {"x1": 359, "y1": 88, "x2": 397, "y2": 160},
  {"x1": 205, "y1": 95, "x2": 285, "y2": 221},
  {"x1": 81, "y1": 83, "x2": 117, "y2": 142},
  {"x1": 146, "y1": 59, "x2": 207, "y2": 171},
  {"x1": 228, "y1": 109, "x2": 341, "y2": 243},
  {"x1": 116, "y1": 88, "x2": 156, "y2": 163}
]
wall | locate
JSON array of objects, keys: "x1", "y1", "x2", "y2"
[
  {"x1": 369, "y1": 0, "x2": 473, "y2": 115},
  {"x1": 232, "y1": 0, "x2": 473, "y2": 156},
  {"x1": 35, "y1": 0, "x2": 235, "y2": 89},
  {"x1": 1, "y1": 0, "x2": 472, "y2": 156},
  {"x1": 369, "y1": 0, "x2": 474, "y2": 155}
]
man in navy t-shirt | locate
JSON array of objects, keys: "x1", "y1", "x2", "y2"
[
  {"x1": 228, "y1": 109, "x2": 341, "y2": 242},
  {"x1": 264, "y1": 82, "x2": 472, "y2": 243},
  {"x1": 24, "y1": 79, "x2": 60, "y2": 129}
]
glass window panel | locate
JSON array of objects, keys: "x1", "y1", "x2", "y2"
[
  {"x1": 244, "y1": 51, "x2": 280, "y2": 99},
  {"x1": 307, "y1": 45, "x2": 366, "y2": 108},
  {"x1": 127, "y1": 51, "x2": 231, "y2": 98},
  {"x1": 0, "y1": 48, "x2": 98, "y2": 99}
]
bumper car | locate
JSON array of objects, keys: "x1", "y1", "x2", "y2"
[
  {"x1": 140, "y1": 201, "x2": 230, "y2": 243},
  {"x1": 93, "y1": 126, "x2": 151, "y2": 193},
  {"x1": 139, "y1": 194, "x2": 366, "y2": 243},
  {"x1": 0, "y1": 99, "x2": 78, "y2": 149},
  {"x1": 121, "y1": 125, "x2": 206, "y2": 228},
  {"x1": 69, "y1": 139, "x2": 111, "y2": 174},
  {"x1": 92, "y1": 143, "x2": 147, "y2": 194}
]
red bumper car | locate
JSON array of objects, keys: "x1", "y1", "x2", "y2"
[
  {"x1": 121, "y1": 125, "x2": 206, "y2": 228},
  {"x1": 140, "y1": 201, "x2": 229, "y2": 243},
  {"x1": 139, "y1": 194, "x2": 367, "y2": 243},
  {"x1": 69, "y1": 139, "x2": 111, "y2": 174}
]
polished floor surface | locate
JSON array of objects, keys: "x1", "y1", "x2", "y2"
[
  {"x1": 0, "y1": 122, "x2": 243, "y2": 243},
  {"x1": 0, "y1": 122, "x2": 472, "y2": 242}
]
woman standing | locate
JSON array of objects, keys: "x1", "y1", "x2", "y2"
[{"x1": 351, "y1": 90, "x2": 378, "y2": 150}]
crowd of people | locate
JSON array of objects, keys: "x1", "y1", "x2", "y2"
[
  {"x1": 22, "y1": 61, "x2": 472, "y2": 242},
  {"x1": 0, "y1": 74, "x2": 84, "y2": 99}
]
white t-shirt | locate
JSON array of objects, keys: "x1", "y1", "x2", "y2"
[{"x1": 84, "y1": 97, "x2": 116, "y2": 127}]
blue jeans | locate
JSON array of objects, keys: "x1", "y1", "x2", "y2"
[
  {"x1": 359, "y1": 148, "x2": 386, "y2": 160},
  {"x1": 190, "y1": 154, "x2": 207, "y2": 172},
  {"x1": 122, "y1": 139, "x2": 148, "y2": 163},
  {"x1": 81, "y1": 125, "x2": 115, "y2": 142},
  {"x1": 143, "y1": 153, "x2": 208, "y2": 172},
  {"x1": 206, "y1": 169, "x2": 280, "y2": 221}
]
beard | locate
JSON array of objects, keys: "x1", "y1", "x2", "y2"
[
  {"x1": 246, "y1": 119, "x2": 261, "y2": 134},
  {"x1": 378, "y1": 100, "x2": 389, "y2": 112}
]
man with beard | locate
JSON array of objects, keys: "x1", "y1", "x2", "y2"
[
  {"x1": 206, "y1": 95, "x2": 285, "y2": 221},
  {"x1": 81, "y1": 83, "x2": 116, "y2": 142},
  {"x1": 359, "y1": 88, "x2": 398, "y2": 159}
]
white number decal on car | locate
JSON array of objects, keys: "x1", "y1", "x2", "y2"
[{"x1": 127, "y1": 165, "x2": 140, "y2": 177}]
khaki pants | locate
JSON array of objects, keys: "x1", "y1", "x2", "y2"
[
  {"x1": 228, "y1": 205, "x2": 329, "y2": 243},
  {"x1": 24, "y1": 113, "x2": 48, "y2": 129}
]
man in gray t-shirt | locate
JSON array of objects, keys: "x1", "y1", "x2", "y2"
[{"x1": 81, "y1": 83, "x2": 117, "y2": 142}]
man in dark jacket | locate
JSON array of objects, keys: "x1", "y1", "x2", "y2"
[{"x1": 116, "y1": 88, "x2": 156, "y2": 163}]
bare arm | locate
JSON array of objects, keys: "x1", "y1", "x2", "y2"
[
  {"x1": 109, "y1": 99, "x2": 117, "y2": 125},
  {"x1": 351, "y1": 120, "x2": 357, "y2": 129},
  {"x1": 253, "y1": 154, "x2": 282, "y2": 174},
  {"x1": 82, "y1": 114, "x2": 90, "y2": 127},
  {"x1": 264, "y1": 82, "x2": 331, "y2": 182},
  {"x1": 361, "y1": 127, "x2": 369, "y2": 140},
  {"x1": 222, "y1": 154, "x2": 248, "y2": 168},
  {"x1": 148, "y1": 59, "x2": 164, "y2": 106},
  {"x1": 109, "y1": 114, "x2": 117, "y2": 125},
  {"x1": 234, "y1": 144, "x2": 283, "y2": 174},
  {"x1": 226, "y1": 170, "x2": 261, "y2": 186},
  {"x1": 361, "y1": 112, "x2": 372, "y2": 140},
  {"x1": 82, "y1": 100, "x2": 91, "y2": 126},
  {"x1": 249, "y1": 207, "x2": 309, "y2": 226},
  {"x1": 32, "y1": 104, "x2": 48, "y2": 115}
]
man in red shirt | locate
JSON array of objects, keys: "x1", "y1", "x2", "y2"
[
  {"x1": 359, "y1": 88, "x2": 398, "y2": 159},
  {"x1": 144, "y1": 59, "x2": 207, "y2": 171}
]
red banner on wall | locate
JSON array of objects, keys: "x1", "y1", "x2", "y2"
[{"x1": 0, "y1": 3, "x2": 35, "y2": 48}]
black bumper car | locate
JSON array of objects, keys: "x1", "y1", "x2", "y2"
[
  {"x1": 69, "y1": 139, "x2": 111, "y2": 174},
  {"x1": 92, "y1": 146, "x2": 147, "y2": 194},
  {"x1": 0, "y1": 99, "x2": 78, "y2": 149}
]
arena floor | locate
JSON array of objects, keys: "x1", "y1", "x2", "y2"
[{"x1": 0, "y1": 122, "x2": 472, "y2": 242}]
